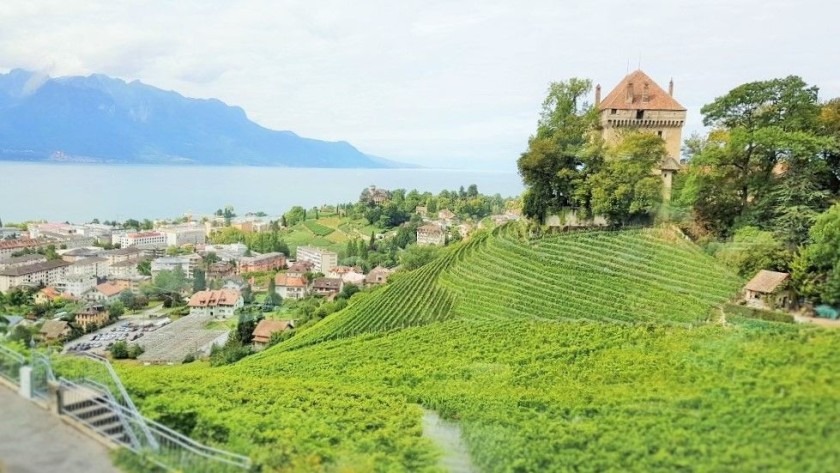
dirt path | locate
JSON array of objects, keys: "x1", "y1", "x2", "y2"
[
  {"x1": 0, "y1": 387, "x2": 120, "y2": 473},
  {"x1": 422, "y1": 409, "x2": 478, "y2": 473}
]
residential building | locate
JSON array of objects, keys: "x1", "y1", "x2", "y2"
[
  {"x1": 208, "y1": 262, "x2": 236, "y2": 280},
  {"x1": 89, "y1": 281, "x2": 128, "y2": 303},
  {"x1": 744, "y1": 270, "x2": 793, "y2": 310},
  {"x1": 28, "y1": 223, "x2": 78, "y2": 239},
  {"x1": 151, "y1": 254, "x2": 202, "y2": 279},
  {"x1": 34, "y1": 287, "x2": 65, "y2": 305},
  {"x1": 238, "y1": 252, "x2": 286, "y2": 274},
  {"x1": 327, "y1": 266, "x2": 361, "y2": 279},
  {"x1": 0, "y1": 260, "x2": 70, "y2": 292},
  {"x1": 0, "y1": 254, "x2": 47, "y2": 270},
  {"x1": 42, "y1": 233, "x2": 96, "y2": 249},
  {"x1": 187, "y1": 290, "x2": 243, "y2": 318},
  {"x1": 438, "y1": 209, "x2": 457, "y2": 225},
  {"x1": 109, "y1": 259, "x2": 145, "y2": 279},
  {"x1": 415, "y1": 206, "x2": 428, "y2": 217},
  {"x1": 251, "y1": 320, "x2": 295, "y2": 349},
  {"x1": 75, "y1": 305, "x2": 110, "y2": 330},
  {"x1": 296, "y1": 246, "x2": 338, "y2": 274},
  {"x1": 312, "y1": 277, "x2": 342, "y2": 296},
  {"x1": 61, "y1": 275, "x2": 98, "y2": 298},
  {"x1": 596, "y1": 69, "x2": 686, "y2": 200},
  {"x1": 60, "y1": 247, "x2": 105, "y2": 262},
  {"x1": 0, "y1": 238, "x2": 44, "y2": 260},
  {"x1": 78, "y1": 223, "x2": 114, "y2": 242},
  {"x1": 201, "y1": 243, "x2": 250, "y2": 263},
  {"x1": 286, "y1": 261, "x2": 314, "y2": 278},
  {"x1": 104, "y1": 247, "x2": 144, "y2": 265},
  {"x1": 67, "y1": 257, "x2": 110, "y2": 279},
  {"x1": 363, "y1": 185, "x2": 390, "y2": 205},
  {"x1": 162, "y1": 225, "x2": 206, "y2": 247},
  {"x1": 417, "y1": 224, "x2": 446, "y2": 246},
  {"x1": 221, "y1": 276, "x2": 248, "y2": 292},
  {"x1": 231, "y1": 220, "x2": 270, "y2": 233},
  {"x1": 120, "y1": 231, "x2": 167, "y2": 248},
  {"x1": 39, "y1": 320, "x2": 71, "y2": 342},
  {"x1": 341, "y1": 271, "x2": 366, "y2": 287},
  {"x1": 365, "y1": 266, "x2": 393, "y2": 286},
  {"x1": 274, "y1": 274, "x2": 308, "y2": 300},
  {"x1": 109, "y1": 276, "x2": 151, "y2": 293}
]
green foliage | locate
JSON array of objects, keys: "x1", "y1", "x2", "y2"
[
  {"x1": 137, "y1": 260, "x2": 151, "y2": 276},
  {"x1": 303, "y1": 220, "x2": 334, "y2": 236},
  {"x1": 284, "y1": 206, "x2": 306, "y2": 227},
  {"x1": 108, "y1": 301, "x2": 125, "y2": 319},
  {"x1": 109, "y1": 340, "x2": 144, "y2": 359},
  {"x1": 710, "y1": 226, "x2": 792, "y2": 277},
  {"x1": 398, "y1": 244, "x2": 441, "y2": 271},
  {"x1": 193, "y1": 269, "x2": 207, "y2": 292},
  {"x1": 793, "y1": 203, "x2": 840, "y2": 303}
]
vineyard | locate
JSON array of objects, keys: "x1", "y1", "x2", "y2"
[
  {"x1": 303, "y1": 220, "x2": 335, "y2": 237},
  {"x1": 116, "y1": 317, "x2": 840, "y2": 472},
  {"x1": 99, "y1": 225, "x2": 840, "y2": 472},
  {"x1": 283, "y1": 225, "x2": 742, "y2": 349}
]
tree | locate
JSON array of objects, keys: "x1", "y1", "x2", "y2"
[
  {"x1": 193, "y1": 269, "x2": 207, "y2": 292},
  {"x1": 110, "y1": 340, "x2": 129, "y2": 359},
  {"x1": 137, "y1": 260, "x2": 151, "y2": 276},
  {"x1": 399, "y1": 244, "x2": 441, "y2": 271},
  {"x1": 108, "y1": 301, "x2": 125, "y2": 319},
  {"x1": 266, "y1": 277, "x2": 282, "y2": 306},
  {"x1": 589, "y1": 132, "x2": 665, "y2": 225},
  {"x1": 793, "y1": 203, "x2": 840, "y2": 303},
  {"x1": 517, "y1": 78, "x2": 597, "y2": 221},
  {"x1": 241, "y1": 284, "x2": 254, "y2": 304},
  {"x1": 369, "y1": 231, "x2": 377, "y2": 250},
  {"x1": 284, "y1": 207, "x2": 306, "y2": 226}
]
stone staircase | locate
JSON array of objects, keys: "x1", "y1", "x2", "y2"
[{"x1": 60, "y1": 382, "x2": 140, "y2": 450}]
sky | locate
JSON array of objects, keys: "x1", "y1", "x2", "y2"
[{"x1": 0, "y1": 0, "x2": 838, "y2": 170}]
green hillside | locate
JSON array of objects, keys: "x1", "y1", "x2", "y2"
[
  {"x1": 103, "y1": 226, "x2": 840, "y2": 473},
  {"x1": 284, "y1": 225, "x2": 742, "y2": 349}
]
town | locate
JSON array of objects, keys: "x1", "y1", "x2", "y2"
[{"x1": 0, "y1": 185, "x2": 521, "y2": 364}]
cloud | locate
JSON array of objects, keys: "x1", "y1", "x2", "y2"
[{"x1": 0, "y1": 0, "x2": 837, "y2": 169}]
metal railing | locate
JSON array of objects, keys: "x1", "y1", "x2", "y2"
[
  {"x1": 70, "y1": 352, "x2": 160, "y2": 451},
  {"x1": 0, "y1": 344, "x2": 24, "y2": 385},
  {"x1": 31, "y1": 351, "x2": 56, "y2": 400},
  {"x1": 59, "y1": 377, "x2": 251, "y2": 472}
]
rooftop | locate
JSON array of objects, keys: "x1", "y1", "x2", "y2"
[
  {"x1": 95, "y1": 281, "x2": 127, "y2": 297},
  {"x1": 745, "y1": 270, "x2": 790, "y2": 294},
  {"x1": 252, "y1": 319, "x2": 295, "y2": 341},
  {"x1": 598, "y1": 69, "x2": 686, "y2": 112},
  {"x1": 0, "y1": 259, "x2": 70, "y2": 277},
  {"x1": 275, "y1": 274, "x2": 308, "y2": 288},
  {"x1": 188, "y1": 290, "x2": 242, "y2": 307}
]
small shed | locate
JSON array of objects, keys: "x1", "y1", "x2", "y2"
[
  {"x1": 743, "y1": 270, "x2": 792, "y2": 310},
  {"x1": 252, "y1": 320, "x2": 295, "y2": 349}
]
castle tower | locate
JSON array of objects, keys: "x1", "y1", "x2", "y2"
[{"x1": 596, "y1": 70, "x2": 686, "y2": 200}]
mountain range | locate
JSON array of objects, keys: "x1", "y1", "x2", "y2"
[{"x1": 0, "y1": 69, "x2": 407, "y2": 168}]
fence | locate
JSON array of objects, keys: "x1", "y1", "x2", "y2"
[
  {"x1": 0, "y1": 344, "x2": 24, "y2": 385},
  {"x1": 0, "y1": 346, "x2": 252, "y2": 473}
]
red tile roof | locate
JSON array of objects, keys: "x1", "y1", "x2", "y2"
[
  {"x1": 95, "y1": 281, "x2": 127, "y2": 297},
  {"x1": 599, "y1": 70, "x2": 685, "y2": 111},
  {"x1": 188, "y1": 289, "x2": 241, "y2": 307},
  {"x1": 0, "y1": 238, "x2": 41, "y2": 250},
  {"x1": 275, "y1": 274, "x2": 308, "y2": 288},
  {"x1": 252, "y1": 319, "x2": 295, "y2": 343}
]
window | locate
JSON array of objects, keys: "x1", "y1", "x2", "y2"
[
  {"x1": 610, "y1": 109, "x2": 617, "y2": 115},
  {"x1": 657, "y1": 130, "x2": 663, "y2": 137},
  {"x1": 636, "y1": 110, "x2": 644, "y2": 119}
]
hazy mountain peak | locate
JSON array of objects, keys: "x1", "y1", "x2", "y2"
[{"x1": 0, "y1": 69, "x2": 408, "y2": 168}]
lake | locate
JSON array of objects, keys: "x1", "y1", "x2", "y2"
[{"x1": 0, "y1": 163, "x2": 523, "y2": 222}]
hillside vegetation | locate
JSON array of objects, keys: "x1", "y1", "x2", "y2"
[{"x1": 283, "y1": 225, "x2": 742, "y2": 349}]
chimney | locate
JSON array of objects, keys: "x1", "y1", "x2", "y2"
[
  {"x1": 642, "y1": 83, "x2": 650, "y2": 102},
  {"x1": 626, "y1": 82, "x2": 634, "y2": 104},
  {"x1": 595, "y1": 84, "x2": 601, "y2": 106},
  {"x1": 668, "y1": 78, "x2": 674, "y2": 96}
]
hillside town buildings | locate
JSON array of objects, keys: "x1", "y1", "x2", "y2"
[
  {"x1": 238, "y1": 252, "x2": 286, "y2": 274},
  {"x1": 0, "y1": 259, "x2": 70, "y2": 292},
  {"x1": 296, "y1": 246, "x2": 338, "y2": 274},
  {"x1": 119, "y1": 231, "x2": 167, "y2": 248},
  {"x1": 275, "y1": 273, "x2": 308, "y2": 300},
  {"x1": 188, "y1": 290, "x2": 244, "y2": 318},
  {"x1": 417, "y1": 224, "x2": 446, "y2": 246},
  {"x1": 151, "y1": 254, "x2": 202, "y2": 279}
]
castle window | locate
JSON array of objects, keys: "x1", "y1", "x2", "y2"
[
  {"x1": 610, "y1": 109, "x2": 617, "y2": 115},
  {"x1": 657, "y1": 130, "x2": 663, "y2": 137},
  {"x1": 636, "y1": 110, "x2": 644, "y2": 120}
]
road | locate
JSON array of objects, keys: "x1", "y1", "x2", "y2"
[{"x1": 0, "y1": 387, "x2": 120, "y2": 473}]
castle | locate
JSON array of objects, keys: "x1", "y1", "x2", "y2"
[{"x1": 596, "y1": 70, "x2": 686, "y2": 199}]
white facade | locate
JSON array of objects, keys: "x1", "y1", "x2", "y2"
[
  {"x1": 120, "y1": 232, "x2": 167, "y2": 248},
  {"x1": 296, "y1": 246, "x2": 338, "y2": 274},
  {"x1": 67, "y1": 257, "x2": 110, "y2": 279},
  {"x1": 163, "y1": 226, "x2": 206, "y2": 247},
  {"x1": 108, "y1": 259, "x2": 143, "y2": 279},
  {"x1": 0, "y1": 260, "x2": 70, "y2": 292},
  {"x1": 151, "y1": 254, "x2": 201, "y2": 279},
  {"x1": 62, "y1": 275, "x2": 97, "y2": 297}
]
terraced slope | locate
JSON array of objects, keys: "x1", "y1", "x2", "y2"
[{"x1": 284, "y1": 225, "x2": 742, "y2": 349}]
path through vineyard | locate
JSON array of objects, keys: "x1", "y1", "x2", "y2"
[{"x1": 422, "y1": 409, "x2": 477, "y2": 473}]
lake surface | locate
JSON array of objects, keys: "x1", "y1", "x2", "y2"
[{"x1": 0, "y1": 163, "x2": 523, "y2": 222}]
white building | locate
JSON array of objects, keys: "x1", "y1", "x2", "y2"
[
  {"x1": 417, "y1": 224, "x2": 446, "y2": 246},
  {"x1": 120, "y1": 231, "x2": 167, "y2": 248},
  {"x1": 61, "y1": 274, "x2": 98, "y2": 298},
  {"x1": 188, "y1": 290, "x2": 243, "y2": 318},
  {"x1": 151, "y1": 254, "x2": 202, "y2": 279},
  {"x1": 79, "y1": 223, "x2": 114, "y2": 243},
  {"x1": 0, "y1": 260, "x2": 70, "y2": 292},
  {"x1": 67, "y1": 257, "x2": 110, "y2": 279},
  {"x1": 296, "y1": 246, "x2": 338, "y2": 274},
  {"x1": 201, "y1": 243, "x2": 250, "y2": 263},
  {"x1": 162, "y1": 225, "x2": 206, "y2": 247},
  {"x1": 108, "y1": 259, "x2": 144, "y2": 279},
  {"x1": 0, "y1": 254, "x2": 47, "y2": 271}
]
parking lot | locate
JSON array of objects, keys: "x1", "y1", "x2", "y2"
[{"x1": 64, "y1": 319, "x2": 170, "y2": 355}]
